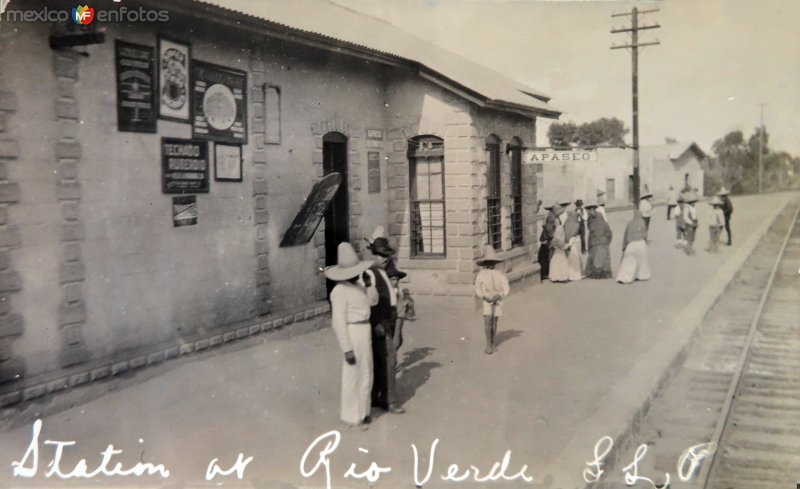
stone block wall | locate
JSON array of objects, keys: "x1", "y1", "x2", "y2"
[{"x1": 0, "y1": 67, "x2": 24, "y2": 384}]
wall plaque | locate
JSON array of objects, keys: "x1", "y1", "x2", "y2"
[
  {"x1": 115, "y1": 40, "x2": 156, "y2": 133},
  {"x1": 162, "y1": 138, "x2": 209, "y2": 194},
  {"x1": 157, "y1": 37, "x2": 191, "y2": 122},
  {"x1": 191, "y1": 60, "x2": 248, "y2": 144},
  {"x1": 368, "y1": 151, "x2": 381, "y2": 193},
  {"x1": 172, "y1": 195, "x2": 197, "y2": 227}
]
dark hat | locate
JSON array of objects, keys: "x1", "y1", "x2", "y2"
[
  {"x1": 575, "y1": 199, "x2": 584, "y2": 206},
  {"x1": 385, "y1": 259, "x2": 407, "y2": 280},
  {"x1": 368, "y1": 237, "x2": 396, "y2": 257}
]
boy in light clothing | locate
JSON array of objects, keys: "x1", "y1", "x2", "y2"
[
  {"x1": 708, "y1": 196, "x2": 725, "y2": 253},
  {"x1": 474, "y1": 248, "x2": 509, "y2": 355}
]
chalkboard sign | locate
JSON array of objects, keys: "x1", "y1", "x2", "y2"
[{"x1": 280, "y1": 173, "x2": 342, "y2": 247}]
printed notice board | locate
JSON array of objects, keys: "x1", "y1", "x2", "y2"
[
  {"x1": 161, "y1": 138, "x2": 209, "y2": 194},
  {"x1": 191, "y1": 60, "x2": 248, "y2": 144}
]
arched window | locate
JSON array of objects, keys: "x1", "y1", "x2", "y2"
[
  {"x1": 509, "y1": 137, "x2": 524, "y2": 246},
  {"x1": 486, "y1": 135, "x2": 502, "y2": 250},
  {"x1": 408, "y1": 136, "x2": 445, "y2": 256}
]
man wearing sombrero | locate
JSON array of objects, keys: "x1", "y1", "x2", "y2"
[
  {"x1": 324, "y1": 242, "x2": 375, "y2": 430},
  {"x1": 718, "y1": 186, "x2": 733, "y2": 246},
  {"x1": 364, "y1": 233, "x2": 405, "y2": 414}
]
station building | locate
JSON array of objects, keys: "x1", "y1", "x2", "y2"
[{"x1": 0, "y1": 0, "x2": 560, "y2": 395}]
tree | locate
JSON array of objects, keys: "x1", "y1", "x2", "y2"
[
  {"x1": 547, "y1": 122, "x2": 577, "y2": 149},
  {"x1": 547, "y1": 117, "x2": 628, "y2": 148}
]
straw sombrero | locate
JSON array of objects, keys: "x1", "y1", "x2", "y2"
[
  {"x1": 476, "y1": 247, "x2": 504, "y2": 266},
  {"x1": 717, "y1": 187, "x2": 730, "y2": 196},
  {"x1": 685, "y1": 190, "x2": 700, "y2": 203},
  {"x1": 709, "y1": 196, "x2": 723, "y2": 206},
  {"x1": 584, "y1": 194, "x2": 599, "y2": 209},
  {"x1": 323, "y1": 242, "x2": 373, "y2": 281}
]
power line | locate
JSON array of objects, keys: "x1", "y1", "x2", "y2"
[{"x1": 611, "y1": 7, "x2": 660, "y2": 204}]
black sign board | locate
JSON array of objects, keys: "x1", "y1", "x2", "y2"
[
  {"x1": 115, "y1": 40, "x2": 157, "y2": 133},
  {"x1": 191, "y1": 60, "x2": 248, "y2": 144},
  {"x1": 161, "y1": 138, "x2": 209, "y2": 194},
  {"x1": 280, "y1": 173, "x2": 342, "y2": 247}
]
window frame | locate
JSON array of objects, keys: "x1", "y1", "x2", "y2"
[
  {"x1": 509, "y1": 137, "x2": 524, "y2": 246},
  {"x1": 486, "y1": 135, "x2": 502, "y2": 251},
  {"x1": 409, "y1": 136, "x2": 447, "y2": 258}
]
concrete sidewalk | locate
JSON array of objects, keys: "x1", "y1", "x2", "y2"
[{"x1": 0, "y1": 192, "x2": 793, "y2": 489}]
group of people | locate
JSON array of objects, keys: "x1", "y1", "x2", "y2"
[
  {"x1": 537, "y1": 185, "x2": 734, "y2": 285},
  {"x1": 670, "y1": 185, "x2": 733, "y2": 255},
  {"x1": 323, "y1": 230, "x2": 414, "y2": 430},
  {"x1": 538, "y1": 190, "x2": 651, "y2": 285}
]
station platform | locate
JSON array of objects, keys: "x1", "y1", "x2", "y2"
[{"x1": 0, "y1": 192, "x2": 794, "y2": 489}]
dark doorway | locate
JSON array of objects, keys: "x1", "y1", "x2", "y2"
[{"x1": 323, "y1": 132, "x2": 349, "y2": 295}]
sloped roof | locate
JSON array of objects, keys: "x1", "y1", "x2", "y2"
[
  {"x1": 177, "y1": 0, "x2": 560, "y2": 118},
  {"x1": 639, "y1": 142, "x2": 707, "y2": 163}
]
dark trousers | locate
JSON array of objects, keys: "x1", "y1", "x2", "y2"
[
  {"x1": 724, "y1": 215, "x2": 732, "y2": 245},
  {"x1": 644, "y1": 216, "x2": 651, "y2": 232},
  {"x1": 538, "y1": 242, "x2": 551, "y2": 280},
  {"x1": 667, "y1": 205, "x2": 676, "y2": 220},
  {"x1": 578, "y1": 222, "x2": 586, "y2": 253},
  {"x1": 371, "y1": 316, "x2": 397, "y2": 409}
]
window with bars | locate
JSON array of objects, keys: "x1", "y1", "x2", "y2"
[
  {"x1": 509, "y1": 138, "x2": 524, "y2": 246},
  {"x1": 409, "y1": 137, "x2": 446, "y2": 257},
  {"x1": 486, "y1": 135, "x2": 502, "y2": 250}
]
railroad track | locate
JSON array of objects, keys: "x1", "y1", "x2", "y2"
[{"x1": 595, "y1": 200, "x2": 800, "y2": 489}]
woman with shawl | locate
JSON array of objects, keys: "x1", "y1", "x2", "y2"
[
  {"x1": 563, "y1": 208, "x2": 583, "y2": 281},
  {"x1": 548, "y1": 204, "x2": 571, "y2": 283},
  {"x1": 584, "y1": 201, "x2": 613, "y2": 278},
  {"x1": 617, "y1": 210, "x2": 651, "y2": 284}
]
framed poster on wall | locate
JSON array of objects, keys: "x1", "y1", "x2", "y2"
[
  {"x1": 161, "y1": 137, "x2": 209, "y2": 194},
  {"x1": 157, "y1": 37, "x2": 191, "y2": 122},
  {"x1": 115, "y1": 40, "x2": 157, "y2": 133},
  {"x1": 191, "y1": 60, "x2": 248, "y2": 144},
  {"x1": 214, "y1": 144, "x2": 243, "y2": 182}
]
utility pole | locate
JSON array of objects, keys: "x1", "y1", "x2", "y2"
[
  {"x1": 611, "y1": 8, "x2": 660, "y2": 204},
  {"x1": 758, "y1": 103, "x2": 767, "y2": 194}
]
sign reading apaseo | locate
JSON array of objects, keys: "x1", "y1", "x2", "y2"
[
  {"x1": 526, "y1": 150, "x2": 597, "y2": 163},
  {"x1": 162, "y1": 138, "x2": 209, "y2": 194},
  {"x1": 191, "y1": 60, "x2": 247, "y2": 144}
]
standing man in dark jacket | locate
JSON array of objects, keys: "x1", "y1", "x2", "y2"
[
  {"x1": 719, "y1": 187, "x2": 733, "y2": 246},
  {"x1": 538, "y1": 202, "x2": 557, "y2": 281},
  {"x1": 364, "y1": 236, "x2": 405, "y2": 414}
]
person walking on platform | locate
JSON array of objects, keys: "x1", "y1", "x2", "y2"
[
  {"x1": 719, "y1": 186, "x2": 733, "y2": 246},
  {"x1": 596, "y1": 190, "x2": 609, "y2": 222},
  {"x1": 639, "y1": 189, "x2": 654, "y2": 237},
  {"x1": 474, "y1": 248, "x2": 509, "y2": 355},
  {"x1": 683, "y1": 191, "x2": 700, "y2": 256},
  {"x1": 666, "y1": 185, "x2": 677, "y2": 220},
  {"x1": 325, "y1": 242, "x2": 375, "y2": 430},
  {"x1": 584, "y1": 197, "x2": 613, "y2": 279},
  {"x1": 563, "y1": 204, "x2": 583, "y2": 281},
  {"x1": 538, "y1": 202, "x2": 557, "y2": 281},
  {"x1": 617, "y1": 211, "x2": 651, "y2": 284},
  {"x1": 364, "y1": 235, "x2": 405, "y2": 415},
  {"x1": 674, "y1": 194, "x2": 687, "y2": 250},
  {"x1": 575, "y1": 199, "x2": 588, "y2": 254},
  {"x1": 548, "y1": 204, "x2": 571, "y2": 283},
  {"x1": 707, "y1": 196, "x2": 725, "y2": 253}
]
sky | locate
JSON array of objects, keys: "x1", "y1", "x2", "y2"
[{"x1": 333, "y1": 0, "x2": 800, "y2": 156}]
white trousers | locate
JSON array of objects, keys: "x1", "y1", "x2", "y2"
[{"x1": 340, "y1": 323, "x2": 373, "y2": 425}]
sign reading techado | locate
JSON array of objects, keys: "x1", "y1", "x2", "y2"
[{"x1": 526, "y1": 150, "x2": 597, "y2": 163}]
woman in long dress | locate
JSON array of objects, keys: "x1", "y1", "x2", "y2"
[
  {"x1": 584, "y1": 204, "x2": 613, "y2": 278},
  {"x1": 548, "y1": 205, "x2": 571, "y2": 283},
  {"x1": 617, "y1": 211, "x2": 651, "y2": 284},
  {"x1": 563, "y1": 209, "x2": 583, "y2": 281}
]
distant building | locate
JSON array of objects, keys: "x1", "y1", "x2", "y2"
[
  {"x1": 533, "y1": 143, "x2": 705, "y2": 207},
  {"x1": 0, "y1": 0, "x2": 560, "y2": 392}
]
